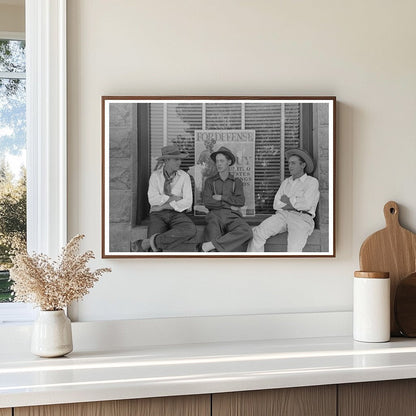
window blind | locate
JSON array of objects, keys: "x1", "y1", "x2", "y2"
[
  {"x1": 145, "y1": 102, "x2": 302, "y2": 216},
  {"x1": 206, "y1": 103, "x2": 242, "y2": 130},
  {"x1": 167, "y1": 103, "x2": 202, "y2": 172},
  {"x1": 283, "y1": 103, "x2": 301, "y2": 179},
  {"x1": 149, "y1": 103, "x2": 164, "y2": 171},
  {"x1": 245, "y1": 103, "x2": 281, "y2": 214}
]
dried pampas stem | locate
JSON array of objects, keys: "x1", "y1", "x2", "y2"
[{"x1": 10, "y1": 234, "x2": 111, "y2": 311}]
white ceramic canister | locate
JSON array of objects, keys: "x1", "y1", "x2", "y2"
[{"x1": 353, "y1": 271, "x2": 390, "y2": 343}]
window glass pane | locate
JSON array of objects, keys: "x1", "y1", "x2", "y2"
[
  {"x1": 143, "y1": 102, "x2": 304, "y2": 219},
  {"x1": 206, "y1": 103, "x2": 241, "y2": 129},
  {"x1": 283, "y1": 103, "x2": 301, "y2": 178},
  {"x1": 0, "y1": 50, "x2": 27, "y2": 303},
  {"x1": 150, "y1": 103, "x2": 164, "y2": 171},
  {"x1": 0, "y1": 270, "x2": 12, "y2": 302},
  {"x1": 149, "y1": 103, "x2": 202, "y2": 173},
  {"x1": 0, "y1": 40, "x2": 26, "y2": 73},
  {"x1": 0, "y1": 78, "x2": 26, "y2": 156},
  {"x1": 167, "y1": 103, "x2": 202, "y2": 172}
]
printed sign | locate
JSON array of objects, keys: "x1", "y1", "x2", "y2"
[{"x1": 189, "y1": 130, "x2": 256, "y2": 216}]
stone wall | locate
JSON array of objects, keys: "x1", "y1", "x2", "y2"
[
  {"x1": 109, "y1": 104, "x2": 137, "y2": 252},
  {"x1": 313, "y1": 104, "x2": 330, "y2": 252}
]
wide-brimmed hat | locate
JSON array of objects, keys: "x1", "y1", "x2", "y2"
[
  {"x1": 210, "y1": 146, "x2": 236, "y2": 166},
  {"x1": 285, "y1": 148, "x2": 315, "y2": 174},
  {"x1": 157, "y1": 145, "x2": 188, "y2": 161}
]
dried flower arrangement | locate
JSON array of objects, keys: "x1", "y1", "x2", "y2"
[{"x1": 10, "y1": 234, "x2": 111, "y2": 311}]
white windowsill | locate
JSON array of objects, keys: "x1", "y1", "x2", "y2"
[
  {"x1": 1, "y1": 327, "x2": 416, "y2": 409},
  {"x1": 0, "y1": 303, "x2": 37, "y2": 324}
]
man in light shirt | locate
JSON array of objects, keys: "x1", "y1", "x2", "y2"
[
  {"x1": 131, "y1": 145, "x2": 196, "y2": 252},
  {"x1": 247, "y1": 148, "x2": 319, "y2": 253}
]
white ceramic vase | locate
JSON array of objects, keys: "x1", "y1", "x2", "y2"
[{"x1": 31, "y1": 310, "x2": 73, "y2": 357}]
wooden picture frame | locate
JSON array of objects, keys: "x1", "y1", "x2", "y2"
[{"x1": 102, "y1": 96, "x2": 336, "y2": 258}]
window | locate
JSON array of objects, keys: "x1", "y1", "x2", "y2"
[
  {"x1": 0, "y1": 0, "x2": 67, "y2": 323},
  {"x1": 0, "y1": 36, "x2": 26, "y2": 306},
  {"x1": 136, "y1": 102, "x2": 310, "y2": 224}
]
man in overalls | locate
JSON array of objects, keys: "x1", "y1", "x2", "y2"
[{"x1": 201, "y1": 147, "x2": 252, "y2": 252}]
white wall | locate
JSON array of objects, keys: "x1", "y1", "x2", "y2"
[
  {"x1": 0, "y1": 3, "x2": 24, "y2": 33},
  {"x1": 67, "y1": 0, "x2": 416, "y2": 322}
]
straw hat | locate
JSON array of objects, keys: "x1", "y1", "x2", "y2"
[{"x1": 285, "y1": 148, "x2": 315, "y2": 174}]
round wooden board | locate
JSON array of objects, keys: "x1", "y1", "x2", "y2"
[{"x1": 395, "y1": 272, "x2": 416, "y2": 337}]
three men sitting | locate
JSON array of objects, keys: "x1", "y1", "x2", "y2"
[{"x1": 132, "y1": 145, "x2": 318, "y2": 253}]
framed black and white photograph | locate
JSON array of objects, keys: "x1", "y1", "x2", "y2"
[{"x1": 102, "y1": 96, "x2": 336, "y2": 258}]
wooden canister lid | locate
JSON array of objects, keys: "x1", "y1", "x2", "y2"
[{"x1": 354, "y1": 271, "x2": 389, "y2": 279}]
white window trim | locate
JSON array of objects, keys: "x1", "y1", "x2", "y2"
[
  {"x1": 0, "y1": 31, "x2": 25, "y2": 40},
  {"x1": 0, "y1": 72, "x2": 25, "y2": 79},
  {"x1": 26, "y1": 0, "x2": 67, "y2": 256},
  {"x1": 0, "y1": 0, "x2": 67, "y2": 324}
]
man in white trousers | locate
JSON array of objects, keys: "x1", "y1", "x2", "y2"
[{"x1": 247, "y1": 148, "x2": 319, "y2": 253}]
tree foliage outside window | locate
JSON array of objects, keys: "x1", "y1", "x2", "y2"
[
  {"x1": 0, "y1": 38, "x2": 27, "y2": 303},
  {"x1": 0, "y1": 39, "x2": 26, "y2": 156}
]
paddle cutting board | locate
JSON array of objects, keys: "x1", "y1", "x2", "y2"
[{"x1": 359, "y1": 201, "x2": 416, "y2": 336}]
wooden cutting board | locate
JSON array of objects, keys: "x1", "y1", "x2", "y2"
[{"x1": 359, "y1": 201, "x2": 416, "y2": 336}]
